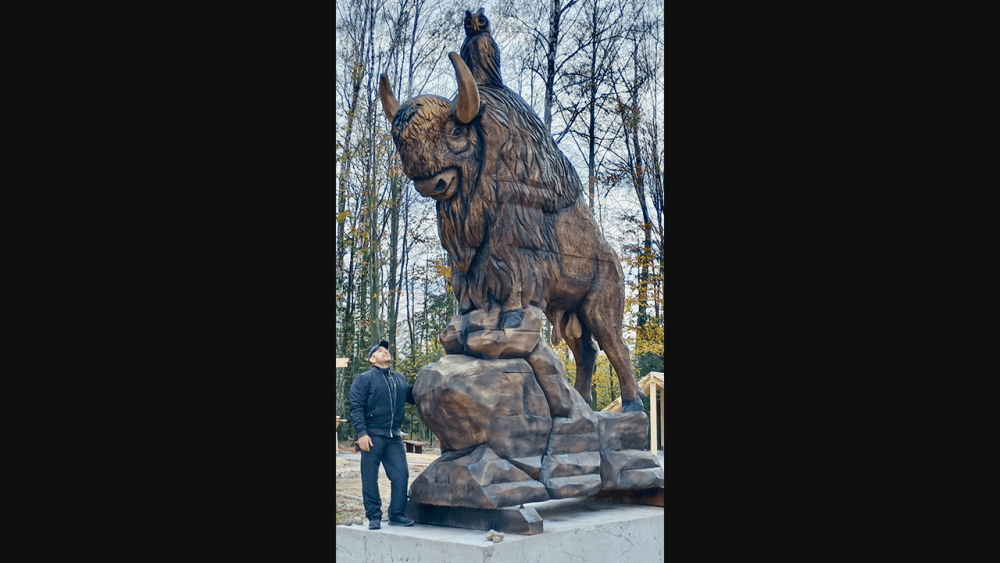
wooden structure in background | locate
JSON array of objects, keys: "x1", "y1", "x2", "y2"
[
  {"x1": 336, "y1": 357, "x2": 349, "y2": 435},
  {"x1": 403, "y1": 440, "x2": 426, "y2": 454},
  {"x1": 602, "y1": 371, "x2": 664, "y2": 455}
]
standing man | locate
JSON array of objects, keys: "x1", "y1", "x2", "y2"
[{"x1": 349, "y1": 340, "x2": 417, "y2": 529}]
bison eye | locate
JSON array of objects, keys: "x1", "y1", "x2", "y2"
[{"x1": 453, "y1": 127, "x2": 462, "y2": 136}]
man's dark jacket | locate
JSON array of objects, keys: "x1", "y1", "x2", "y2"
[{"x1": 349, "y1": 366, "x2": 416, "y2": 438}]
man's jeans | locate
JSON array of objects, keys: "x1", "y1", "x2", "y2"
[{"x1": 360, "y1": 434, "x2": 409, "y2": 521}]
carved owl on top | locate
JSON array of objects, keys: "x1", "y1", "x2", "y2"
[{"x1": 460, "y1": 8, "x2": 503, "y2": 88}]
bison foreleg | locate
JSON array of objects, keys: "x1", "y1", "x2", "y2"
[
  {"x1": 452, "y1": 271, "x2": 475, "y2": 314},
  {"x1": 498, "y1": 286, "x2": 524, "y2": 329},
  {"x1": 499, "y1": 308, "x2": 523, "y2": 329}
]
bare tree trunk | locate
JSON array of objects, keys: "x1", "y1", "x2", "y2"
[
  {"x1": 610, "y1": 17, "x2": 652, "y2": 328},
  {"x1": 647, "y1": 122, "x2": 663, "y2": 320},
  {"x1": 633, "y1": 128, "x2": 652, "y2": 329},
  {"x1": 567, "y1": 0, "x2": 627, "y2": 212},
  {"x1": 403, "y1": 189, "x2": 416, "y2": 359},
  {"x1": 388, "y1": 169, "x2": 400, "y2": 356},
  {"x1": 406, "y1": 0, "x2": 424, "y2": 99},
  {"x1": 587, "y1": 1, "x2": 597, "y2": 211},
  {"x1": 543, "y1": 0, "x2": 561, "y2": 131},
  {"x1": 337, "y1": 0, "x2": 372, "y2": 367},
  {"x1": 407, "y1": 258, "x2": 416, "y2": 357},
  {"x1": 365, "y1": 1, "x2": 382, "y2": 347},
  {"x1": 336, "y1": 0, "x2": 376, "y2": 423},
  {"x1": 542, "y1": 0, "x2": 579, "y2": 131},
  {"x1": 338, "y1": 52, "x2": 363, "y2": 291},
  {"x1": 422, "y1": 275, "x2": 429, "y2": 354},
  {"x1": 628, "y1": 39, "x2": 652, "y2": 329}
]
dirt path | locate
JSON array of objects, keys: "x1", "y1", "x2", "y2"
[{"x1": 336, "y1": 442, "x2": 441, "y2": 523}]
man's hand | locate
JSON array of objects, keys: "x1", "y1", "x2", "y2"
[{"x1": 358, "y1": 435, "x2": 373, "y2": 452}]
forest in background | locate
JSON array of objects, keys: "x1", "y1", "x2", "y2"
[{"x1": 336, "y1": 0, "x2": 664, "y2": 443}]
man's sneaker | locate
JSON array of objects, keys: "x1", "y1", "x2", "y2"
[
  {"x1": 388, "y1": 516, "x2": 414, "y2": 526},
  {"x1": 368, "y1": 519, "x2": 381, "y2": 530}
]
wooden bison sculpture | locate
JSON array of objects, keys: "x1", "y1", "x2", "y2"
[{"x1": 379, "y1": 49, "x2": 644, "y2": 412}]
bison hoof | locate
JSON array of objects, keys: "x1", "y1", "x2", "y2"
[
  {"x1": 500, "y1": 309, "x2": 523, "y2": 329},
  {"x1": 621, "y1": 398, "x2": 644, "y2": 413}
]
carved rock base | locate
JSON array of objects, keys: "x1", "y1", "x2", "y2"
[
  {"x1": 412, "y1": 308, "x2": 663, "y2": 513},
  {"x1": 413, "y1": 355, "x2": 551, "y2": 459},
  {"x1": 406, "y1": 502, "x2": 544, "y2": 535},
  {"x1": 598, "y1": 449, "x2": 664, "y2": 490},
  {"x1": 408, "y1": 444, "x2": 550, "y2": 509},
  {"x1": 593, "y1": 487, "x2": 664, "y2": 507}
]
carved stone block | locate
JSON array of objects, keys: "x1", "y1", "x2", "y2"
[
  {"x1": 465, "y1": 306, "x2": 543, "y2": 359},
  {"x1": 596, "y1": 411, "x2": 649, "y2": 452},
  {"x1": 526, "y1": 338, "x2": 579, "y2": 417},
  {"x1": 543, "y1": 376, "x2": 600, "y2": 456},
  {"x1": 507, "y1": 456, "x2": 543, "y2": 480},
  {"x1": 406, "y1": 503, "x2": 544, "y2": 535},
  {"x1": 542, "y1": 474, "x2": 603, "y2": 499},
  {"x1": 547, "y1": 432, "x2": 596, "y2": 454},
  {"x1": 413, "y1": 354, "x2": 551, "y2": 459},
  {"x1": 617, "y1": 467, "x2": 665, "y2": 490},
  {"x1": 539, "y1": 450, "x2": 602, "y2": 499},
  {"x1": 465, "y1": 308, "x2": 501, "y2": 334},
  {"x1": 541, "y1": 451, "x2": 601, "y2": 478},
  {"x1": 598, "y1": 449, "x2": 664, "y2": 491},
  {"x1": 408, "y1": 444, "x2": 550, "y2": 509},
  {"x1": 440, "y1": 313, "x2": 468, "y2": 354}
]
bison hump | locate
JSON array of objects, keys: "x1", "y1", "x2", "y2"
[{"x1": 498, "y1": 129, "x2": 581, "y2": 212}]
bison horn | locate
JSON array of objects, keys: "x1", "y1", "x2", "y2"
[
  {"x1": 379, "y1": 74, "x2": 399, "y2": 123},
  {"x1": 449, "y1": 52, "x2": 480, "y2": 124}
]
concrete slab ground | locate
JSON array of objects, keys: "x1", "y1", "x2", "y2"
[{"x1": 336, "y1": 497, "x2": 664, "y2": 563}]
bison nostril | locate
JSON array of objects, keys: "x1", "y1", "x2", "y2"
[{"x1": 435, "y1": 179, "x2": 447, "y2": 192}]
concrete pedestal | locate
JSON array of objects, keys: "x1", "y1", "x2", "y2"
[{"x1": 336, "y1": 497, "x2": 664, "y2": 563}]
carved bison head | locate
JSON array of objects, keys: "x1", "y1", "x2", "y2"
[{"x1": 379, "y1": 53, "x2": 483, "y2": 201}]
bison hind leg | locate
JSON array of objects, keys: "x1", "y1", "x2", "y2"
[
  {"x1": 565, "y1": 320, "x2": 598, "y2": 405},
  {"x1": 621, "y1": 394, "x2": 645, "y2": 412},
  {"x1": 580, "y1": 292, "x2": 645, "y2": 410}
]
